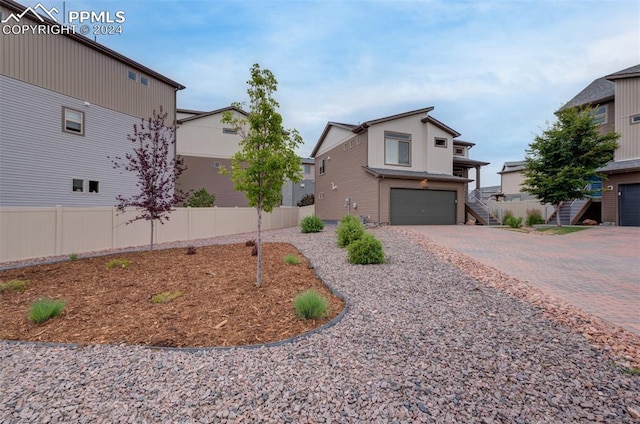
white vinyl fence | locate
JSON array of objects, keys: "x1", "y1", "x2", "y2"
[{"x1": 0, "y1": 205, "x2": 315, "y2": 263}]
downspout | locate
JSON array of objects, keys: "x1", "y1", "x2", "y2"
[{"x1": 378, "y1": 175, "x2": 384, "y2": 225}]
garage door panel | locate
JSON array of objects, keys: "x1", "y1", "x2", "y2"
[
  {"x1": 390, "y1": 188, "x2": 456, "y2": 225},
  {"x1": 619, "y1": 183, "x2": 640, "y2": 227}
]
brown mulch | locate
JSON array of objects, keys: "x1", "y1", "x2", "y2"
[{"x1": 0, "y1": 243, "x2": 345, "y2": 348}]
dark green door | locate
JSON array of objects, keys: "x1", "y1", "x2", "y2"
[{"x1": 390, "y1": 188, "x2": 456, "y2": 225}]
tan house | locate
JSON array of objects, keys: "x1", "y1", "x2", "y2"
[
  {"x1": 311, "y1": 107, "x2": 489, "y2": 225},
  {"x1": 561, "y1": 64, "x2": 640, "y2": 226},
  {"x1": 0, "y1": 0, "x2": 185, "y2": 207},
  {"x1": 497, "y1": 161, "x2": 537, "y2": 201}
]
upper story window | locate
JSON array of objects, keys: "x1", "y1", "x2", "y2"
[
  {"x1": 454, "y1": 146, "x2": 466, "y2": 156},
  {"x1": 140, "y1": 76, "x2": 150, "y2": 87},
  {"x1": 63, "y1": 107, "x2": 84, "y2": 136},
  {"x1": 319, "y1": 159, "x2": 326, "y2": 175},
  {"x1": 435, "y1": 138, "x2": 448, "y2": 148},
  {"x1": 590, "y1": 105, "x2": 607, "y2": 125},
  {"x1": 302, "y1": 164, "x2": 311, "y2": 174},
  {"x1": 385, "y1": 131, "x2": 411, "y2": 166},
  {"x1": 631, "y1": 114, "x2": 640, "y2": 125},
  {"x1": 127, "y1": 70, "x2": 137, "y2": 81},
  {"x1": 223, "y1": 128, "x2": 238, "y2": 134}
]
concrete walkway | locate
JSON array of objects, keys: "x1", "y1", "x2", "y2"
[{"x1": 400, "y1": 225, "x2": 640, "y2": 336}]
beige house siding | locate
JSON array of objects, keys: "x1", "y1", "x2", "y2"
[
  {"x1": 0, "y1": 4, "x2": 179, "y2": 120},
  {"x1": 613, "y1": 78, "x2": 640, "y2": 161},
  {"x1": 601, "y1": 172, "x2": 640, "y2": 224},
  {"x1": 315, "y1": 133, "x2": 377, "y2": 221},
  {"x1": 177, "y1": 112, "x2": 244, "y2": 158},
  {"x1": 177, "y1": 157, "x2": 249, "y2": 207},
  {"x1": 314, "y1": 127, "x2": 354, "y2": 156},
  {"x1": 378, "y1": 179, "x2": 466, "y2": 225},
  {"x1": 501, "y1": 171, "x2": 525, "y2": 196}
]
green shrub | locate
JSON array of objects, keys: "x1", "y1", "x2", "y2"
[
  {"x1": 293, "y1": 290, "x2": 329, "y2": 320},
  {"x1": 185, "y1": 188, "x2": 216, "y2": 207},
  {"x1": 296, "y1": 193, "x2": 315, "y2": 207},
  {"x1": 504, "y1": 215, "x2": 523, "y2": 229},
  {"x1": 151, "y1": 291, "x2": 184, "y2": 304},
  {"x1": 347, "y1": 233, "x2": 385, "y2": 265},
  {"x1": 69, "y1": 253, "x2": 78, "y2": 261},
  {"x1": 502, "y1": 209, "x2": 514, "y2": 225},
  {"x1": 0, "y1": 279, "x2": 28, "y2": 293},
  {"x1": 525, "y1": 209, "x2": 545, "y2": 226},
  {"x1": 28, "y1": 298, "x2": 66, "y2": 323},
  {"x1": 284, "y1": 254, "x2": 301, "y2": 265},
  {"x1": 300, "y1": 215, "x2": 324, "y2": 233},
  {"x1": 106, "y1": 259, "x2": 130, "y2": 269},
  {"x1": 336, "y1": 215, "x2": 365, "y2": 247}
]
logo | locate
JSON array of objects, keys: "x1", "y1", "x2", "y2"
[{"x1": 1, "y1": 2, "x2": 126, "y2": 36}]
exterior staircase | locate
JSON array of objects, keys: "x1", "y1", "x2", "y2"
[
  {"x1": 466, "y1": 190, "x2": 501, "y2": 225},
  {"x1": 547, "y1": 198, "x2": 591, "y2": 225}
]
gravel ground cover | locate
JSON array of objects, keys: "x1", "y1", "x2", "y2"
[{"x1": 1, "y1": 226, "x2": 639, "y2": 423}]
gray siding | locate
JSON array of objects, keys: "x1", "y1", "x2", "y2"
[
  {"x1": 282, "y1": 180, "x2": 315, "y2": 206},
  {"x1": 0, "y1": 75, "x2": 154, "y2": 206}
]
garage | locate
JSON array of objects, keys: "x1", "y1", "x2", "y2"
[
  {"x1": 619, "y1": 183, "x2": 640, "y2": 226},
  {"x1": 390, "y1": 188, "x2": 456, "y2": 225}
]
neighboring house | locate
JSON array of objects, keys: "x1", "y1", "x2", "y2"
[
  {"x1": 559, "y1": 64, "x2": 640, "y2": 226},
  {"x1": 311, "y1": 107, "x2": 489, "y2": 225},
  {"x1": 176, "y1": 106, "x2": 251, "y2": 207},
  {"x1": 0, "y1": 0, "x2": 185, "y2": 207},
  {"x1": 282, "y1": 158, "x2": 315, "y2": 206},
  {"x1": 496, "y1": 161, "x2": 536, "y2": 201}
]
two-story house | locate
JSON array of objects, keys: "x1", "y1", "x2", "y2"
[
  {"x1": 0, "y1": 0, "x2": 185, "y2": 207},
  {"x1": 561, "y1": 64, "x2": 640, "y2": 226},
  {"x1": 311, "y1": 107, "x2": 488, "y2": 225}
]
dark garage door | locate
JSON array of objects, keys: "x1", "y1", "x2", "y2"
[
  {"x1": 619, "y1": 183, "x2": 640, "y2": 226},
  {"x1": 390, "y1": 188, "x2": 456, "y2": 225}
]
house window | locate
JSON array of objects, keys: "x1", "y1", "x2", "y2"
[
  {"x1": 356, "y1": 136, "x2": 362, "y2": 145},
  {"x1": 631, "y1": 114, "x2": 640, "y2": 125},
  {"x1": 435, "y1": 138, "x2": 447, "y2": 148},
  {"x1": 72, "y1": 179, "x2": 84, "y2": 192},
  {"x1": 319, "y1": 159, "x2": 326, "y2": 175},
  {"x1": 89, "y1": 180, "x2": 99, "y2": 193},
  {"x1": 385, "y1": 131, "x2": 411, "y2": 166},
  {"x1": 302, "y1": 164, "x2": 311, "y2": 173},
  {"x1": 454, "y1": 146, "x2": 465, "y2": 156},
  {"x1": 590, "y1": 105, "x2": 607, "y2": 124},
  {"x1": 318, "y1": 192, "x2": 325, "y2": 200},
  {"x1": 63, "y1": 107, "x2": 84, "y2": 135},
  {"x1": 343, "y1": 143, "x2": 347, "y2": 151},
  {"x1": 140, "y1": 76, "x2": 149, "y2": 87},
  {"x1": 222, "y1": 128, "x2": 237, "y2": 134},
  {"x1": 127, "y1": 70, "x2": 137, "y2": 81},
  {"x1": 349, "y1": 139, "x2": 353, "y2": 148},
  {"x1": 213, "y1": 162, "x2": 221, "y2": 168}
]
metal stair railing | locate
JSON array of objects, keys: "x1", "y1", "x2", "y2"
[{"x1": 468, "y1": 189, "x2": 502, "y2": 225}]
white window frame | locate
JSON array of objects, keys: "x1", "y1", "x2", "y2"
[
  {"x1": 127, "y1": 69, "x2": 137, "y2": 82},
  {"x1": 139, "y1": 75, "x2": 149, "y2": 87},
  {"x1": 72, "y1": 178, "x2": 84, "y2": 193},
  {"x1": 319, "y1": 159, "x2": 326, "y2": 175},
  {"x1": 63, "y1": 107, "x2": 84, "y2": 136},
  {"x1": 385, "y1": 131, "x2": 411, "y2": 166},
  {"x1": 631, "y1": 114, "x2": 640, "y2": 125},
  {"x1": 435, "y1": 138, "x2": 448, "y2": 148},
  {"x1": 454, "y1": 146, "x2": 465, "y2": 156}
]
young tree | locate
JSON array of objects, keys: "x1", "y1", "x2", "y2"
[
  {"x1": 110, "y1": 107, "x2": 187, "y2": 250},
  {"x1": 522, "y1": 106, "x2": 619, "y2": 226},
  {"x1": 222, "y1": 64, "x2": 302, "y2": 287}
]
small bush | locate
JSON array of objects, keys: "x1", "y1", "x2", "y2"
[
  {"x1": 502, "y1": 209, "x2": 514, "y2": 225},
  {"x1": 504, "y1": 215, "x2": 523, "y2": 229},
  {"x1": 297, "y1": 193, "x2": 315, "y2": 207},
  {"x1": 151, "y1": 291, "x2": 184, "y2": 304},
  {"x1": 28, "y1": 298, "x2": 66, "y2": 323},
  {"x1": 185, "y1": 188, "x2": 216, "y2": 207},
  {"x1": 284, "y1": 254, "x2": 301, "y2": 265},
  {"x1": 300, "y1": 215, "x2": 324, "y2": 233},
  {"x1": 294, "y1": 290, "x2": 329, "y2": 320},
  {"x1": 336, "y1": 214, "x2": 365, "y2": 247},
  {"x1": 525, "y1": 209, "x2": 545, "y2": 226},
  {"x1": 186, "y1": 246, "x2": 197, "y2": 255},
  {"x1": 0, "y1": 279, "x2": 28, "y2": 293},
  {"x1": 245, "y1": 239, "x2": 256, "y2": 246},
  {"x1": 69, "y1": 253, "x2": 78, "y2": 261},
  {"x1": 347, "y1": 233, "x2": 385, "y2": 265},
  {"x1": 106, "y1": 259, "x2": 130, "y2": 269}
]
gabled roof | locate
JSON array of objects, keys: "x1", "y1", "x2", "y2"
[
  {"x1": 420, "y1": 115, "x2": 461, "y2": 138},
  {"x1": 453, "y1": 139, "x2": 475, "y2": 147},
  {"x1": 560, "y1": 77, "x2": 614, "y2": 110},
  {"x1": 498, "y1": 161, "x2": 526, "y2": 174},
  {"x1": 0, "y1": 0, "x2": 185, "y2": 90},
  {"x1": 363, "y1": 167, "x2": 473, "y2": 183},
  {"x1": 177, "y1": 106, "x2": 249, "y2": 124},
  {"x1": 301, "y1": 157, "x2": 314, "y2": 165},
  {"x1": 606, "y1": 64, "x2": 640, "y2": 80},
  {"x1": 311, "y1": 107, "x2": 446, "y2": 157},
  {"x1": 177, "y1": 108, "x2": 207, "y2": 116}
]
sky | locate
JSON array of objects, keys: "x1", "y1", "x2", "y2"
[{"x1": 38, "y1": 0, "x2": 640, "y2": 187}]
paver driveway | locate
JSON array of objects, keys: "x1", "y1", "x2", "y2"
[{"x1": 400, "y1": 225, "x2": 640, "y2": 336}]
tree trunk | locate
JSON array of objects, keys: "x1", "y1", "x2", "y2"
[
  {"x1": 256, "y1": 207, "x2": 262, "y2": 287},
  {"x1": 555, "y1": 203, "x2": 562, "y2": 227},
  {"x1": 150, "y1": 219, "x2": 155, "y2": 250}
]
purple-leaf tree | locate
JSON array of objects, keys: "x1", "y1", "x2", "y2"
[{"x1": 110, "y1": 106, "x2": 187, "y2": 250}]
